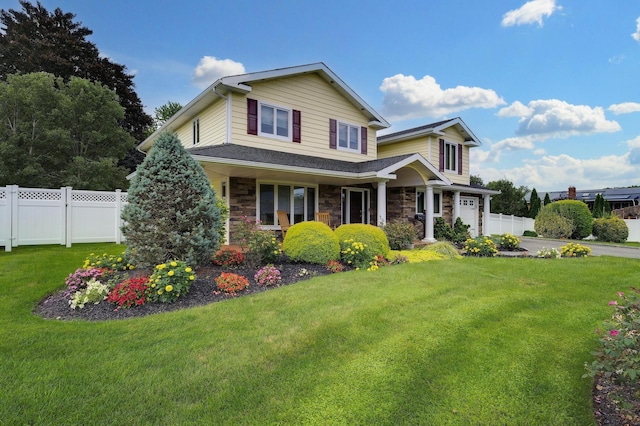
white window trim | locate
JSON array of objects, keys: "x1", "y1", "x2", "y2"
[
  {"x1": 336, "y1": 121, "x2": 360, "y2": 153},
  {"x1": 341, "y1": 187, "x2": 370, "y2": 224},
  {"x1": 444, "y1": 141, "x2": 457, "y2": 173},
  {"x1": 258, "y1": 101, "x2": 292, "y2": 142},
  {"x1": 256, "y1": 180, "x2": 318, "y2": 230},
  {"x1": 416, "y1": 188, "x2": 442, "y2": 217}
]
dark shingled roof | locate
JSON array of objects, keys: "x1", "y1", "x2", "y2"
[
  {"x1": 377, "y1": 118, "x2": 456, "y2": 142},
  {"x1": 188, "y1": 144, "x2": 415, "y2": 174}
]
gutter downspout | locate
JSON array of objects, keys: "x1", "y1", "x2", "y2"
[{"x1": 212, "y1": 85, "x2": 231, "y2": 244}]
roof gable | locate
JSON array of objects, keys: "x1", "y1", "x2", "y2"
[{"x1": 377, "y1": 117, "x2": 481, "y2": 147}]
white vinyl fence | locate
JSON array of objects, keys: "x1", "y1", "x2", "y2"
[
  {"x1": 486, "y1": 213, "x2": 535, "y2": 237},
  {"x1": 0, "y1": 186, "x2": 127, "y2": 252},
  {"x1": 486, "y1": 212, "x2": 640, "y2": 243}
]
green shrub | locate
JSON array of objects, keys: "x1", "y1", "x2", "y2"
[
  {"x1": 534, "y1": 208, "x2": 573, "y2": 239},
  {"x1": 547, "y1": 200, "x2": 593, "y2": 239},
  {"x1": 422, "y1": 241, "x2": 461, "y2": 259},
  {"x1": 522, "y1": 230, "x2": 537, "y2": 237},
  {"x1": 234, "y1": 216, "x2": 282, "y2": 267},
  {"x1": 434, "y1": 217, "x2": 454, "y2": 241},
  {"x1": 121, "y1": 132, "x2": 221, "y2": 268},
  {"x1": 593, "y1": 215, "x2": 629, "y2": 243},
  {"x1": 383, "y1": 220, "x2": 418, "y2": 250},
  {"x1": 334, "y1": 224, "x2": 390, "y2": 258},
  {"x1": 452, "y1": 217, "x2": 470, "y2": 244},
  {"x1": 283, "y1": 221, "x2": 340, "y2": 264}
]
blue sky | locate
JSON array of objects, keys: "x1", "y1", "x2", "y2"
[{"x1": 2, "y1": 0, "x2": 640, "y2": 192}]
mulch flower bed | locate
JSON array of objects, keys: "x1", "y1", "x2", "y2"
[{"x1": 35, "y1": 262, "x2": 332, "y2": 322}]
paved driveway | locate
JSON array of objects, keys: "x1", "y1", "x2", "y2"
[{"x1": 519, "y1": 237, "x2": 640, "y2": 259}]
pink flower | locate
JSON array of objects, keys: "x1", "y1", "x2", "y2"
[
  {"x1": 618, "y1": 292, "x2": 625, "y2": 298},
  {"x1": 608, "y1": 301, "x2": 618, "y2": 306},
  {"x1": 609, "y1": 330, "x2": 619, "y2": 337}
]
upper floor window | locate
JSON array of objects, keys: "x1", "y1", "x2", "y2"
[
  {"x1": 259, "y1": 102, "x2": 291, "y2": 141},
  {"x1": 338, "y1": 122, "x2": 360, "y2": 152},
  {"x1": 192, "y1": 118, "x2": 200, "y2": 145},
  {"x1": 444, "y1": 142, "x2": 457, "y2": 172},
  {"x1": 247, "y1": 98, "x2": 301, "y2": 143}
]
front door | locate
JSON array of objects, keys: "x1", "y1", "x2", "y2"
[
  {"x1": 342, "y1": 188, "x2": 369, "y2": 224},
  {"x1": 460, "y1": 196, "x2": 479, "y2": 237}
]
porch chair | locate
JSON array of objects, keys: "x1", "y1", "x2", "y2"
[
  {"x1": 315, "y1": 211, "x2": 332, "y2": 228},
  {"x1": 276, "y1": 210, "x2": 291, "y2": 238}
]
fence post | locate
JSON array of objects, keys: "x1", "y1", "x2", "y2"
[
  {"x1": 10, "y1": 185, "x2": 18, "y2": 250},
  {"x1": 65, "y1": 187, "x2": 72, "y2": 247},
  {"x1": 115, "y1": 189, "x2": 122, "y2": 245}
]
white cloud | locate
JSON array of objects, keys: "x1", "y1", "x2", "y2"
[
  {"x1": 379, "y1": 74, "x2": 505, "y2": 120},
  {"x1": 501, "y1": 0, "x2": 561, "y2": 27},
  {"x1": 192, "y1": 56, "x2": 245, "y2": 89},
  {"x1": 627, "y1": 135, "x2": 640, "y2": 149},
  {"x1": 498, "y1": 99, "x2": 620, "y2": 139},
  {"x1": 608, "y1": 55, "x2": 625, "y2": 64},
  {"x1": 608, "y1": 102, "x2": 640, "y2": 115},
  {"x1": 632, "y1": 17, "x2": 640, "y2": 42}
]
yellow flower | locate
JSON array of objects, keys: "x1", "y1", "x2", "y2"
[
  {"x1": 157, "y1": 263, "x2": 166, "y2": 269},
  {"x1": 170, "y1": 261, "x2": 177, "y2": 267},
  {"x1": 189, "y1": 275, "x2": 195, "y2": 280},
  {"x1": 185, "y1": 267, "x2": 192, "y2": 273},
  {"x1": 117, "y1": 257, "x2": 122, "y2": 262},
  {"x1": 165, "y1": 285, "x2": 173, "y2": 292},
  {"x1": 151, "y1": 283, "x2": 156, "y2": 288},
  {"x1": 168, "y1": 270, "x2": 174, "y2": 276},
  {"x1": 157, "y1": 290, "x2": 163, "y2": 295}
]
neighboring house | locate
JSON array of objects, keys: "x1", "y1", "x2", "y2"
[
  {"x1": 528, "y1": 186, "x2": 640, "y2": 211},
  {"x1": 139, "y1": 63, "x2": 498, "y2": 243}
]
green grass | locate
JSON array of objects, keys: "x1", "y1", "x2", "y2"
[{"x1": 1, "y1": 243, "x2": 639, "y2": 425}]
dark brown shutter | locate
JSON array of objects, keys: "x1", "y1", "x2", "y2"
[
  {"x1": 292, "y1": 109, "x2": 301, "y2": 143},
  {"x1": 458, "y1": 143, "x2": 463, "y2": 175},
  {"x1": 439, "y1": 139, "x2": 445, "y2": 172},
  {"x1": 360, "y1": 127, "x2": 367, "y2": 154},
  {"x1": 329, "y1": 119, "x2": 337, "y2": 149},
  {"x1": 247, "y1": 98, "x2": 258, "y2": 135}
]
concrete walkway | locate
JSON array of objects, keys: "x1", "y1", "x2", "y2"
[{"x1": 519, "y1": 237, "x2": 640, "y2": 259}]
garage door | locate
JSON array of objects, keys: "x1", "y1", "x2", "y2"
[{"x1": 460, "y1": 197, "x2": 479, "y2": 237}]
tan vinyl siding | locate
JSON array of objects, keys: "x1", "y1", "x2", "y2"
[
  {"x1": 378, "y1": 127, "x2": 471, "y2": 185},
  {"x1": 174, "y1": 99, "x2": 227, "y2": 148},
  {"x1": 230, "y1": 74, "x2": 377, "y2": 162}
]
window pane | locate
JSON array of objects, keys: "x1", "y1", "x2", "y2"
[
  {"x1": 306, "y1": 187, "x2": 315, "y2": 221},
  {"x1": 261, "y1": 105, "x2": 274, "y2": 134},
  {"x1": 276, "y1": 109, "x2": 288, "y2": 137},
  {"x1": 293, "y1": 187, "x2": 304, "y2": 224},
  {"x1": 434, "y1": 193, "x2": 441, "y2": 214},
  {"x1": 349, "y1": 126, "x2": 358, "y2": 150},
  {"x1": 277, "y1": 185, "x2": 291, "y2": 217},
  {"x1": 416, "y1": 191, "x2": 425, "y2": 213},
  {"x1": 338, "y1": 124, "x2": 348, "y2": 148},
  {"x1": 259, "y1": 184, "x2": 274, "y2": 225}
]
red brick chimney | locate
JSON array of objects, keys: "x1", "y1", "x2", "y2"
[{"x1": 568, "y1": 186, "x2": 576, "y2": 200}]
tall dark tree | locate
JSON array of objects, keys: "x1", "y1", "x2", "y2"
[
  {"x1": 543, "y1": 192, "x2": 551, "y2": 206},
  {"x1": 529, "y1": 188, "x2": 542, "y2": 218},
  {"x1": 486, "y1": 179, "x2": 529, "y2": 216},
  {"x1": 470, "y1": 175, "x2": 484, "y2": 187},
  {"x1": 0, "y1": 1, "x2": 152, "y2": 170}
]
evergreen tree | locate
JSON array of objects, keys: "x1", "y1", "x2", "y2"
[
  {"x1": 121, "y1": 132, "x2": 221, "y2": 268},
  {"x1": 0, "y1": 1, "x2": 153, "y2": 169},
  {"x1": 529, "y1": 188, "x2": 541, "y2": 218},
  {"x1": 592, "y1": 194, "x2": 604, "y2": 218},
  {"x1": 543, "y1": 193, "x2": 551, "y2": 206}
]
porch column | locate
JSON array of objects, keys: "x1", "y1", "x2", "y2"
[
  {"x1": 453, "y1": 191, "x2": 461, "y2": 223},
  {"x1": 423, "y1": 184, "x2": 436, "y2": 242},
  {"x1": 377, "y1": 179, "x2": 388, "y2": 226},
  {"x1": 483, "y1": 194, "x2": 491, "y2": 236}
]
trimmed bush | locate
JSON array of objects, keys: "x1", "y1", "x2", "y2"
[
  {"x1": 334, "y1": 224, "x2": 390, "y2": 258},
  {"x1": 383, "y1": 220, "x2": 418, "y2": 250},
  {"x1": 534, "y1": 208, "x2": 573, "y2": 239},
  {"x1": 547, "y1": 200, "x2": 593, "y2": 239},
  {"x1": 522, "y1": 230, "x2": 537, "y2": 237},
  {"x1": 452, "y1": 217, "x2": 471, "y2": 244},
  {"x1": 593, "y1": 215, "x2": 629, "y2": 243},
  {"x1": 282, "y1": 221, "x2": 340, "y2": 264}
]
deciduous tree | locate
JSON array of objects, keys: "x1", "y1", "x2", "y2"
[{"x1": 486, "y1": 179, "x2": 529, "y2": 216}]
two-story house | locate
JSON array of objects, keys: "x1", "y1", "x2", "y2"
[{"x1": 138, "y1": 63, "x2": 498, "y2": 243}]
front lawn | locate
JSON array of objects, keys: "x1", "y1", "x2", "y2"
[{"x1": 1, "y1": 243, "x2": 637, "y2": 425}]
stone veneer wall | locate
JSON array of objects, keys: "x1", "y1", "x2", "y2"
[
  {"x1": 317, "y1": 185, "x2": 342, "y2": 227},
  {"x1": 228, "y1": 177, "x2": 256, "y2": 242}
]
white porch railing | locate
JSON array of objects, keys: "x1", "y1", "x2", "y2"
[{"x1": 0, "y1": 186, "x2": 127, "y2": 252}]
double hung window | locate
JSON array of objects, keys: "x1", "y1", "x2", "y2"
[
  {"x1": 258, "y1": 183, "x2": 316, "y2": 226},
  {"x1": 259, "y1": 103, "x2": 291, "y2": 141},
  {"x1": 444, "y1": 142, "x2": 457, "y2": 173},
  {"x1": 338, "y1": 122, "x2": 360, "y2": 152}
]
